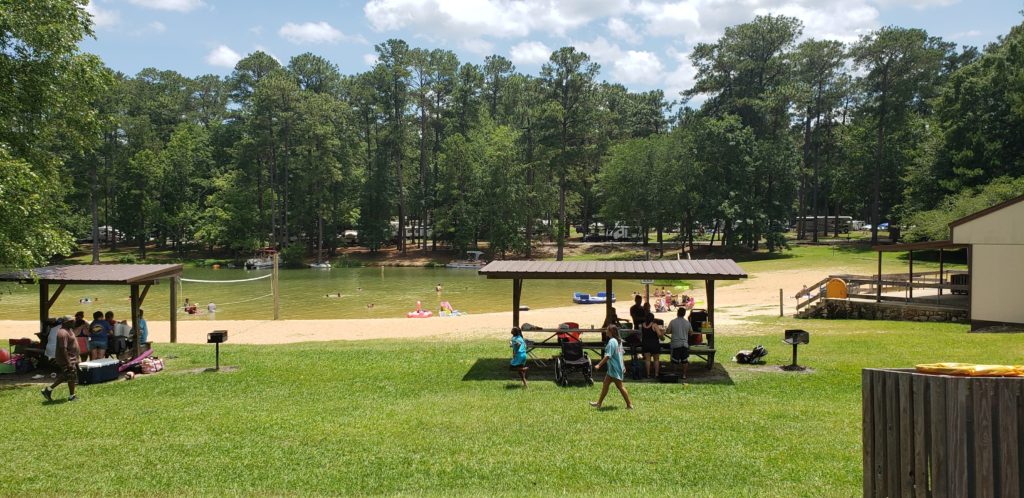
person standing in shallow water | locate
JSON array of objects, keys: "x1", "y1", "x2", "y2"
[{"x1": 591, "y1": 325, "x2": 633, "y2": 410}]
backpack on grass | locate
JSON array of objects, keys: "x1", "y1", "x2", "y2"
[{"x1": 736, "y1": 345, "x2": 768, "y2": 365}]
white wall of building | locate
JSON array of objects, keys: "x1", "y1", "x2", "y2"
[{"x1": 952, "y1": 198, "x2": 1024, "y2": 327}]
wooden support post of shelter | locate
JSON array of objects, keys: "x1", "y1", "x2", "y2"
[
  {"x1": 908, "y1": 250, "x2": 914, "y2": 302},
  {"x1": 130, "y1": 284, "x2": 140, "y2": 358},
  {"x1": 604, "y1": 279, "x2": 613, "y2": 326},
  {"x1": 877, "y1": 251, "x2": 883, "y2": 303},
  {"x1": 170, "y1": 276, "x2": 178, "y2": 343},
  {"x1": 938, "y1": 249, "x2": 945, "y2": 298},
  {"x1": 38, "y1": 281, "x2": 49, "y2": 336},
  {"x1": 512, "y1": 279, "x2": 522, "y2": 328},
  {"x1": 706, "y1": 280, "x2": 715, "y2": 327}
]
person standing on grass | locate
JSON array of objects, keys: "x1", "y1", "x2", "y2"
[
  {"x1": 668, "y1": 308, "x2": 691, "y2": 380},
  {"x1": 87, "y1": 311, "x2": 109, "y2": 360},
  {"x1": 137, "y1": 309, "x2": 149, "y2": 347},
  {"x1": 590, "y1": 325, "x2": 634, "y2": 410},
  {"x1": 510, "y1": 327, "x2": 528, "y2": 387},
  {"x1": 629, "y1": 295, "x2": 644, "y2": 330},
  {"x1": 641, "y1": 303, "x2": 664, "y2": 378},
  {"x1": 43, "y1": 319, "x2": 80, "y2": 402}
]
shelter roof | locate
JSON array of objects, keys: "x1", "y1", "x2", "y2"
[
  {"x1": 872, "y1": 240, "x2": 968, "y2": 252},
  {"x1": 478, "y1": 259, "x2": 746, "y2": 280},
  {"x1": 949, "y1": 194, "x2": 1024, "y2": 228},
  {"x1": 0, "y1": 264, "x2": 183, "y2": 285}
]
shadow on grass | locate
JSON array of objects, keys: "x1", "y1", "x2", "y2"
[
  {"x1": 462, "y1": 357, "x2": 594, "y2": 387},
  {"x1": 462, "y1": 357, "x2": 734, "y2": 386}
]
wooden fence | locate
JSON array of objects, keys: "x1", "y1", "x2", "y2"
[{"x1": 862, "y1": 368, "x2": 1024, "y2": 497}]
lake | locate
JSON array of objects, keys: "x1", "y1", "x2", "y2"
[{"x1": 0, "y1": 267, "x2": 688, "y2": 321}]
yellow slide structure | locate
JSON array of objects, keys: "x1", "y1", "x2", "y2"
[{"x1": 915, "y1": 362, "x2": 1024, "y2": 377}]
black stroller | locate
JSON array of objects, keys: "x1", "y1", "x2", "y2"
[{"x1": 554, "y1": 339, "x2": 594, "y2": 386}]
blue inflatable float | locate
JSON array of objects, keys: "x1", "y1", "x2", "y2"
[{"x1": 572, "y1": 291, "x2": 616, "y2": 304}]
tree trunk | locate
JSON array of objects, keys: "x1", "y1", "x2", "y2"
[
  {"x1": 90, "y1": 160, "x2": 100, "y2": 264},
  {"x1": 556, "y1": 173, "x2": 566, "y2": 261}
]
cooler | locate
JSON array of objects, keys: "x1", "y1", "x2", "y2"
[{"x1": 78, "y1": 358, "x2": 119, "y2": 384}]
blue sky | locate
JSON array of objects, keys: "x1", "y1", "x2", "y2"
[{"x1": 82, "y1": 0, "x2": 1023, "y2": 97}]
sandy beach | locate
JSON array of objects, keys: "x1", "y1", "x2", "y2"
[{"x1": 0, "y1": 268, "x2": 819, "y2": 344}]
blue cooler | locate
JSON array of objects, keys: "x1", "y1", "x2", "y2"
[{"x1": 78, "y1": 358, "x2": 119, "y2": 384}]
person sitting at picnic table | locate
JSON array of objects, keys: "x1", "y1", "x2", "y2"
[
  {"x1": 668, "y1": 307, "x2": 691, "y2": 379},
  {"x1": 641, "y1": 303, "x2": 664, "y2": 378},
  {"x1": 137, "y1": 309, "x2": 149, "y2": 347},
  {"x1": 590, "y1": 325, "x2": 633, "y2": 410},
  {"x1": 110, "y1": 317, "x2": 131, "y2": 357},
  {"x1": 510, "y1": 327, "x2": 528, "y2": 388},
  {"x1": 87, "y1": 311, "x2": 110, "y2": 360}
]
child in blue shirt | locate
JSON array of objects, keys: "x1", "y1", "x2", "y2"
[
  {"x1": 510, "y1": 327, "x2": 528, "y2": 388},
  {"x1": 590, "y1": 325, "x2": 634, "y2": 409}
]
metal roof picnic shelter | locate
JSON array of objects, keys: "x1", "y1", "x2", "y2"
[
  {"x1": 0, "y1": 264, "x2": 183, "y2": 357},
  {"x1": 478, "y1": 259, "x2": 747, "y2": 328}
]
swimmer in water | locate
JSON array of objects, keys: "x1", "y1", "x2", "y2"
[{"x1": 367, "y1": 303, "x2": 374, "y2": 310}]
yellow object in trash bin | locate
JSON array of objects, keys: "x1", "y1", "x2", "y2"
[{"x1": 915, "y1": 362, "x2": 1024, "y2": 377}]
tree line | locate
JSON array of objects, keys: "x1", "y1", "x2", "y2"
[{"x1": 3, "y1": 1, "x2": 1023, "y2": 269}]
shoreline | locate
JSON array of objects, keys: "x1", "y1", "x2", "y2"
[{"x1": 0, "y1": 267, "x2": 824, "y2": 344}]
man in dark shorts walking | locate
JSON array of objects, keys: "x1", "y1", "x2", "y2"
[{"x1": 42, "y1": 319, "x2": 80, "y2": 402}]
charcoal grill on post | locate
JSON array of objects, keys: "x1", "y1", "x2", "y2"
[
  {"x1": 782, "y1": 329, "x2": 809, "y2": 371},
  {"x1": 208, "y1": 330, "x2": 227, "y2": 370}
]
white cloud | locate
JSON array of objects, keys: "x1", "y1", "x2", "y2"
[
  {"x1": 574, "y1": 37, "x2": 666, "y2": 87},
  {"x1": 612, "y1": 50, "x2": 665, "y2": 85},
  {"x1": 664, "y1": 48, "x2": 699, "y2": 101},
  {"x1": 279, "y1": 21, "x2": 364, "y2": 44},
  {"x1": 128, "y1": 0, "x2": 205, "y2": 12},
  {"x1": 84, "y1": 1, "x2": 120, "y2": 29},
  {"x1": 509, "y1": 41, "x2": 552, "y2": 65},
  {"x1": 633, "y1": 0, "x2": 883, "y2": 46},
  {"x1": 364, "y1": 0, "x2": 629, "y2": 39},
  {"x1": 249, "y1": 25, "x2": 264, "y2": 36},
  {"x1": 363, "y1": 53, "x2": 379, "y2": 66},
  {"x1": 205, "y1": 45, "x2": 241, "y2": 68},
  {"x1": 636, "y1": 0, "x2": 701, "y2": 38},
  {"x1": 574, "y1": 36, "x2": 623, "y2": 64},
  {"x1": 608, "y1": 17, "x2": 641, "y2": 44},
  {"x1": 147, "y1": 21, "x2": 167, "y2": 33},
  {"x1": 873, "y1": 0, "x2": 958, "y2": 9},
  {"x1": 461, "y1": 38, "x2": 495, "y2": 56}
]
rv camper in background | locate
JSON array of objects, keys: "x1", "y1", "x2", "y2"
[{"x1": 793, "y1": 216, "x2": 852, "y2": 235}]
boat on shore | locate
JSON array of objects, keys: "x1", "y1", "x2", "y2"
[
  {"x1": 572, "y1": 291, "x2": 616, "y2": 304},
  {"x1": 244, "y1": 248, "x2": 276, "y2": 270},
  {"x1": 446, "y1": 250, "x2": 486, "y2": 269}
]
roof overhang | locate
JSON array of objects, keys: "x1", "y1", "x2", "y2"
[
  {"x1": 0, "y1": 264, "x2": 184, "y2": 285},
  {"x1": 478, "y1": 259, "x2": 747, "y2": 280},
  {"x1": 872, "y1": 240, "x2": 969, "y2": 252}
]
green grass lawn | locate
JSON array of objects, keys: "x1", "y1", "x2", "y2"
[{"x1": 2, "y1": 318, "x2": 1018, "y2": 496}]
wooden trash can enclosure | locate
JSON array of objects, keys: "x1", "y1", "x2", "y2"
[{"x1": 862, "y1": 368, "x2": 1024, "y2": 498}]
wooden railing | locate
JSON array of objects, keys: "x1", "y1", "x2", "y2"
[{"x1": 795, "y1": 276, "x2": 833, "y2": 310}]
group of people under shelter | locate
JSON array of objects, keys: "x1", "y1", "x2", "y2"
[
  {"x1": 510, "y1": 294, "x2": 696, "y2": 410},
  {"x1": 39, "y1": 309, "x2": 150, "y2": 402}
]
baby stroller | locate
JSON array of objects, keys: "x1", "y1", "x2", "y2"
[{"x1": 554, "y1": 339, "x2": 593, "y2": 386}]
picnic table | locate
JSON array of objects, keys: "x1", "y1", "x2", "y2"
[{"x1": 520, "y1": 326, "x2": 716, "y2": 369}]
